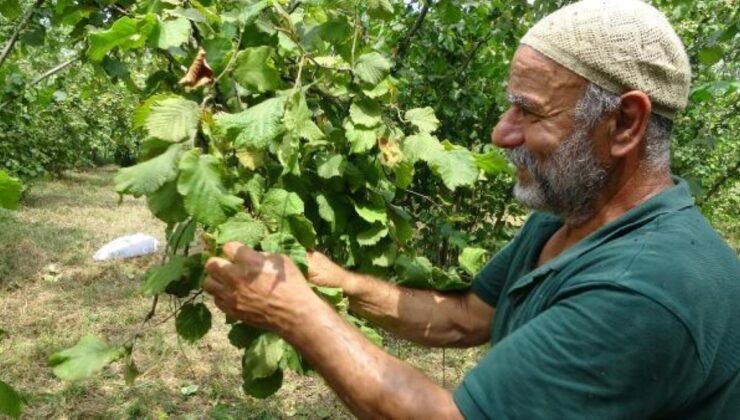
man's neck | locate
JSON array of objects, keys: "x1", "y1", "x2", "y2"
[{"x1": 561, "y1": 166, "x2": 673, "y2": 242}]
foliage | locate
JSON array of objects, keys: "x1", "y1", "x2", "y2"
[
  {"x1": 0, "y1": 0, "x2": 737, "y2": 411},
  {"x1": 0, "y1": 378, "x2": 24, "y2": 418},
  {"x1": 0, "y1": 169, "x2": 23, "y2": 209}
]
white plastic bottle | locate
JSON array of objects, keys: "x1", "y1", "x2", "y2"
[{"x1": 93, "y1": 233, "x2": 159, "y2": 261}]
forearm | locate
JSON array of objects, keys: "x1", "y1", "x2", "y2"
[
  {"x1": 282, "y1": 297, "x2": 463, "y2": 419},
  {"x1": 344, "y1": 272, "x2": 490, "y2": 347}
]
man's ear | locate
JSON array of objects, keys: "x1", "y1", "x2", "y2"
[{"x1": 612, "y1": 90, "x2": 652, "y2": 158}]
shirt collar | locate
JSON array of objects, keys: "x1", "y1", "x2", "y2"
[{"x1": 507, "y1": 177, "x2": 695, "y2": 296}]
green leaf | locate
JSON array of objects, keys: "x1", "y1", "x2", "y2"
[
  {"x1": 287, "y1": 215, "x2": 317, "y2": 249},
  {"x1": 393, "y1": 160, "x2": 414, "y2": 188},
  {"x1": 133, "y1": 93, "x2": 180, "y2": 129},
  {"x1": 402, "y1": 133, "x2": 443, "y2": 164},
  {"x1": 175, "y1": 303, "x2": 212, "y2": 342},
  {"x1": 177, "y1": 150, "x2": 243, "y2": 227},
  {"x1": 458, "y1": 247, "x2": 488, "y2": 277},
  {"x1": 115, "y1": 143, "x2": 184, "y2": 197},
  {"x1": 215, "y1": 97, "x2": 286, "y2": 149},
  {"x1": 316, "y1": 154, "x2": 345, "y2": 178},
  {"x1": 233, "y1": 46, "x2": 281, "y2": 92},
  {"x1": 153, "y1": 17, "x2": 191, "y2": 50},
  {"x1": 394, "y1": 255, "x2": 434, "y2": 287},
  {"x1": 260, "y1": 233, "x2": 308, "y2": 272},
  {"x1": 0, "y1": 0, "x2": 22, "y2": 19},
  {"x1": 313, "y1": 286, "x2": 344, "y2": 306},
  {"x1": 242, "y1": 368, "x2": 283, "y2": 399},
  {"x1": 147, "y1": 179, "x2": 188, "y2": 224},
  {"x1": 0, "y1": 380, "x2": 23, "y2": 418},
  {"x1": 145, "y1": 96, "x2": 201, "y2": 142},
  {"x1": 0, "y1": 170, "x2": 23, "y2": 210},
  {"x1": 343, "y1": 120, "x2": 377, "y2": 154},
  {"x1": 389, "y1": 206, "x2": 413, "y2": 244},
  {"x1": 228, "y1": 323, "x2": 264, "y2": 349},
  {"x1": 214, "y1": 213, "x2": 267, "y2": 247},
  {"x1": 49, "y1": 335, "x2": 124, "y2": 381},
  {"x1": 242, "y1": 333, "x2": 285, "y2": 379},
  {"x1": 404, "y1": 107, "x2": 439, "y2": 133},
  {"x1": 474, "y1": 150, "x2": 512, "y2": 175},
  {"x1": 236, "y1": 0, "x2": 269, "y2": 25},
  {"x1": 698, "y1": 46, "x2": 724, "y2": 66},
  {"x1": 367, "y1": 0, "x2": 394, "y2": 19},
  {"x1": 355, "y1": 52, "x2": 392, "y2": 85},
  {"x1": 430, "y1": 149, "x2": 478, "y2": 190},
  {"x1": 284, "y1": 92, "x2": 324, "y2": 142},
  {"x1": 368, "y1": 243, "x2": 397, "y2": 267},
  {"x1": 349, "y1": 99, "x2": 382, "y2": 128},
  {"x1": 354, "y1": 202, "x2": 387, "y2": 224},
  {"x1": 431, "y1": 267, "x2": 469, "y2": 291},
  {"x1": 141, "y1": 255, "x2": 188, "y2": 296},
  {"x1": 258, "y1": 188, "x2": 304, "y2": 230},
  {"x1": 316, "y1": 194, "x2": 347, "y2": 233},
  {"x1": 357, "y1": 224, "x2": 388, "y2": 246},
  {"x1": 87, "y1": 14, "x2": 156, "y2": 61}
]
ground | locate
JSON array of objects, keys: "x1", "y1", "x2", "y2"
[{"x1": 0, "y1": 167, "x2": 482, "y2": 419}]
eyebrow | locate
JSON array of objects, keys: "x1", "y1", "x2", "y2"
[{"x1": 506, "y1": 92, "x2": 543, "y2": 113}]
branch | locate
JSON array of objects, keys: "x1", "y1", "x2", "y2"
[
  {"x1": 393, "y1": 0, "x2": 431, "y2": 65},
  {"x1": 700, "y1": 159, "x2": 740, "y2": 205},
  {"x1": 31, "y1": 56, "x2": 81, "y2": 85},
  {"x1": 452, "y1": 32, "x2": 493, "y2": 81},
  {"x1": 0, "y1": 55, "x2": 81, "y2": 110},
  {"x1": 0, "y1": 0, "x2": 47, "y2": 70}
]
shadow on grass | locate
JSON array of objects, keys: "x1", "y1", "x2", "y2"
[{"x1": 0, "y1": 209, "x2": 89, "y2": 287}]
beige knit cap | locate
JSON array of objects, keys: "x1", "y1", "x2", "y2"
[{"x1": 521, "y1": 0, "x2": 691, "y2": 119}]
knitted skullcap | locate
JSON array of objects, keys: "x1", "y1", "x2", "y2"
[{"x1": 521, "y1": 0, "x2": 691, "y2": 119}]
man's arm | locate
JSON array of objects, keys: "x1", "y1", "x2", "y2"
[
  {"x1": 308, "y1": 251, "x2": 494, "y2": 348},
  {"x1": 204, "y1": 244, "x2": 464, "y2": 419}
]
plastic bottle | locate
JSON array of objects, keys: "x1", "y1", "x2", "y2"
[{"x1": 93, "y1": 233, "x2": 159, "y2": 261}]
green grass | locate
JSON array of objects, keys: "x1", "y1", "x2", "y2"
[{"x1": 0, "y1": 167, "x2": 478, "y2": 419}]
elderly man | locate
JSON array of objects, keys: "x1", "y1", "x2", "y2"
[{"x1": 203, "y1": 0, "x2": 740, "y2": 418}]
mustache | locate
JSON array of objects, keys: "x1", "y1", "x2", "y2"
[{"x1": 504, "y1": 147, "x2": 537, "y2": 170}]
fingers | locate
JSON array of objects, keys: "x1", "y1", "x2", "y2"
[
  {"x1": 224, "y1": 242, "x2": 266, "y2": 266},
  {"x1": 203, "y1": 275, "x2": 227, "y2": 296}
]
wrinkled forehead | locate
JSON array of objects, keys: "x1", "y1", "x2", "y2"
[{"x1": 507, "y1": 46, "x2": 588, "y2": 113}]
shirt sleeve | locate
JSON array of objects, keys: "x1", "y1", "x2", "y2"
[
  {"x1": 470, "y1": 240, "x2": 515, "y2": 307},
  {"x1": 453, "y1": 284, "x2": 704, "y2": 419}
]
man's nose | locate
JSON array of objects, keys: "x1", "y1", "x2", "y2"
[{"x1": 492, "y1": 108, "x2": 524, "y2": 149}]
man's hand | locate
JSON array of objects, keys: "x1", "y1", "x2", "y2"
[
  {"x1": 306, "y1": 251, "x2": 356, "y2": 293},
  {"x1": 203, "y1": 242, "x2": 321, "y2": 333}
]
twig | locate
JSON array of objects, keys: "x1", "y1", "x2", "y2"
[
  {"x1": 0, "y1": 55, "x2": 81, "y2": 110},
  {"x1": 351, "y1": 1, "x2": 360, "y2": 68},
  {"x1": 31, "y1": 56, "x2": 81, "y2": 85},
  {"x1": 700, "y1": 159, "x2": 740, "y2": 205},
  {"x1": 452, "y1": 33, "x2": 493, "y2": 81},
  {"x1": 393, "y1": 0, "x2": 431, "y2": 64},
  {"x1": 293, "y1": 55, "x2": 306, "y2": 90},
  {"x1": 402, "y1": 188, "x2": 447, "y2": 211},
  {"x1": 0, "y1": 0, "x2": 46, "y2": 70},
  {"x1": 213, "y1": 24, "x2": 245, "y2": 85}
]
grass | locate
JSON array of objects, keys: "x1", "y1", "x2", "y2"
[{"x1": 0, "y1": 167, "x2": 480, "y2": 419}]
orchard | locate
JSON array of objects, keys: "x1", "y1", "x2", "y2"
[{"x1": 1, "y1": 0, "x2": 737, "y2": 417}]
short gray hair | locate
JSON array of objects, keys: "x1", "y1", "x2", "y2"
[{"x1": 575, "y1": 82, "x2": 673, "y2": 170}]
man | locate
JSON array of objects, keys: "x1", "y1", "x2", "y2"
[{"x1": 203, "y1": 0, "x2": 740, "y2": 418}]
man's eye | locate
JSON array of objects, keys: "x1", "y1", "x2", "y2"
[{"x1": 518, "y1": 107, "x2": 534, "y2": 118}]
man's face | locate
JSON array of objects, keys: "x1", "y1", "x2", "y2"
[{"x1": 492, "y1": 46, "x2": 612, "y2": 222}]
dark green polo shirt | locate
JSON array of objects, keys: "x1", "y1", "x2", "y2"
[{"x1": 454, "y1": 178, "x2": 740, "y2": 419}]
